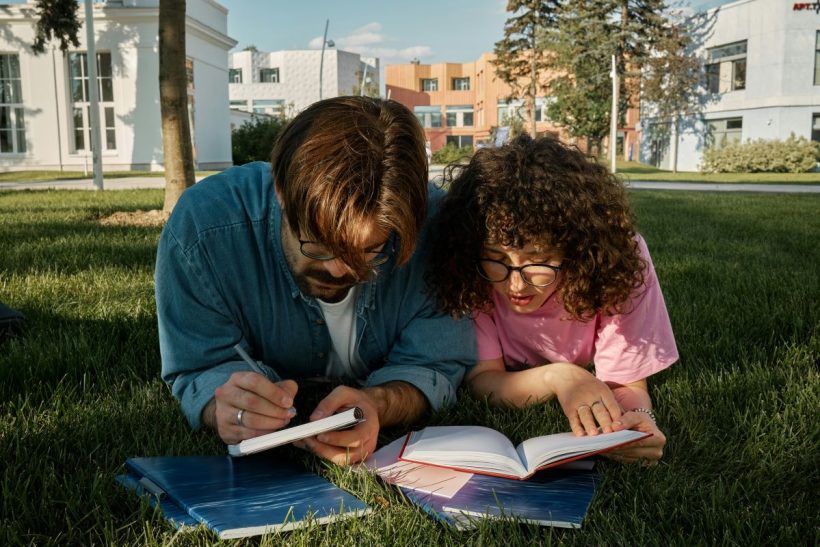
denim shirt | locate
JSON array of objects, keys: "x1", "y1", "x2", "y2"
[{"x1": 155, "y1": 162, "x2": 476, "y2": 429}]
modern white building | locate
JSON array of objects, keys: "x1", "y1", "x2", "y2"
[
  {"x1": 0, "y1": 0, "x2": 236, "y2": 172},
  {"x1": 639, "y1": 0, "x2": 820, "y2": 171},
  {"x1": 229, "y1": 48, "x2": 379, "y2": 117}
]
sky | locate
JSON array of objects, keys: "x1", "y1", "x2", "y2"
[{"x1": 218, "y1": 0, "x2": 731, "y2": 65}]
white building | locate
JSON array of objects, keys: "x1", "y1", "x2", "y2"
[
  {"x1": 639, "y1": 0, "x2": 820, "y2": 172},
  {"x1": 0, "y1": 0, "x2": 236, "y2": 172},
  {"x1": 229, "y1": 48, "x2": 379, "y2": 117}
]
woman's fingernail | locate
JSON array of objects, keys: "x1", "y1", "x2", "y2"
[
  {"x1": 310, "y1": 410, "x2": 325, "y2": 420},
  {"x1": 287, "y1": 407, "x2": 297, "y2": 416},
  {"x1": 317, "y1": 434, "x2": 327, "y2": 443}
]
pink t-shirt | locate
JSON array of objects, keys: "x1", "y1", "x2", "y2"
[{"x1": 475, "y1": 236, "x2": 679, "y2": 384}]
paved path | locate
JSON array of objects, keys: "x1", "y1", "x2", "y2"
[{"x1": 1, "y1": 170, "x2": 819, "y2": 193}]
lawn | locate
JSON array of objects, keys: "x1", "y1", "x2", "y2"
[
  {"x1": 615, "y1": 160, "x2": 820, "y2": 184},
  {"x1": 0, "y1": 188, "x2": 817, "y2": 545},
  {"x1": 0, "y1": 170, "x2": 219, "y2": 183}
]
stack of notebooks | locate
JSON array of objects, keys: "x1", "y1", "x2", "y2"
[{"x1": 118, "y1": 415, "x2": 647, "y2": 537}]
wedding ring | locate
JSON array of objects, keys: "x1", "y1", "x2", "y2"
[
  {"x1": 577, "y1": 404, "x2": 591, "y2": 411},
  {"x1": 236, "y1": 408, "x2": 245, "y2": 427}
]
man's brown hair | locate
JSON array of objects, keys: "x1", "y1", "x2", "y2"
[{"x1": 271, "y1": 96, "x2": 428, "y2": 276}]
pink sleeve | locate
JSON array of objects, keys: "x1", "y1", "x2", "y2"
[
  {"x1": 474, "y1": 312, "x2": 504, "y2": 361},
  {"x1": 593, "y1": 237, "x2": 679, "y2": 384}
]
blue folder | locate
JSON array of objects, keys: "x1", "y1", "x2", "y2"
[
  {"x1": 402, "y1": 468, "x2": 597, "y2": 529},
  {"x1": 117, "y1": 454, "x2": 370, "y2": 539}
]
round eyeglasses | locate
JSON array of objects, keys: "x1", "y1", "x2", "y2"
[
  {"x1": 298, "y1": 237, "x2": 394, "y2": 267},
  {"x1": 476, "y1": 258, "x2": 562, "y2": 288}
]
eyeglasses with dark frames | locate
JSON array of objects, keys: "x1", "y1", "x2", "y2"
[
  {"x1": 475, "y1": 258, "x2": 562, "y2": 288},
  {"x1": 298, "y1": 235, "x2": 395, "y2": 267}
]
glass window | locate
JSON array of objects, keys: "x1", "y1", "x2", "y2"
[
  {"x1": 706, "y1": 117, "x2": 742, "y2": 149},
  {"x1": 229, "y1": 68, "x2": 242, "y2": 83},
  {"x1": 259, "y1": 68, "x2": 279, "y2": 83},
  {"x1": 252, "y1": 99, "x2": 284, "y2": 116},
  {"x1": 414, "y1": 105, "x2": 442, "y2": 128},
  {"x1": 446, "y1": 135, "x2": 473, "y2": 148},
  {"x1": 706, "y1": 40, "x2": 746, "y2": 93},
  {"x1": 421, "y1": 78, "x2": 438, "y2": 92},
  {"x1": 67, "y1": 52, "x2": 116, "y2": 152},
  {"x1": 230, "y1": 99, "x2": 248, "y2": 111},
  {"x1": 452, "y1": 77, "x2": 470, "y2": 91},
  {"x1": 815, "y1": 32, "x2": 820, "y2": 85},
  {"x1": 0, "y1": 54, "x2": 25, "y2": 153},
  {"x1": 812, "y1": 114, "x2": 820, "y2": 142},
  {"x1": 444, "y1": 105, "x2": 474, "y2": 128}
]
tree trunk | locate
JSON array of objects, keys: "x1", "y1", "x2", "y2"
[{"x1": 159, "y1": 0, "x2": 195, "y2": 216}]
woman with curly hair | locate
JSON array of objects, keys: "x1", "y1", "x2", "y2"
[{"x1": 428, "y1": 135, "x2": 678, "y2": 464}]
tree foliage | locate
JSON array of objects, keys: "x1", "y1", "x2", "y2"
[
  {"x1": 545, "y1": 0, "x2": 618, "y2": 154},
  {"x1": 493, "y1": 0, "x2": 559, "y2": 137},
  {"x1": 231, "y1": 115, "x2": 290, "y2": 165},
  {"x1": 31, "y1": 0, "x2": 81, "y2": 55}
]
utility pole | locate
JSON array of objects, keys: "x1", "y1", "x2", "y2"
[
  {"x1": 609, "y1": 54, "x2": 619, "y2": 174},
  {"x1": 84, "y1": 0, "x2": 103, "y2": 190}
]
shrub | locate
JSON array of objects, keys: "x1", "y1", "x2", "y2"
[
  {"x1": 432, "y1": 144, "x2": 473, "y2": 164},
  {"x1": 701, "y1": 133, "x2": 819, "y2": 173},
  {"x1": 231, "y1": 115, "x2": 289, "y2": 165}
]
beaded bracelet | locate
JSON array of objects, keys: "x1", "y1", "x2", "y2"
[{"x1": 631, "y1": 407, "x2": 657, "y2": 423}]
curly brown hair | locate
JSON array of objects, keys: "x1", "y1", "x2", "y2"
[{"x1": 427, "y1": 135, "x2": 645, "y2": 320}]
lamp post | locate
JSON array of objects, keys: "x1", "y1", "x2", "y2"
[
  {"x1": 318, "y1": 19, "x2": 334, "y2": 101},
  {"x1": 84, "y1": 0, "x2": 103, "y2": 190}
]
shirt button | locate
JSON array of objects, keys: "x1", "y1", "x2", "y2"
[
  {"x1": 315, "y1": 319, "x2": 325, "y2": 325},
  {"x1": 317, "y1": 352, "x2": 325, "y2": 358}
]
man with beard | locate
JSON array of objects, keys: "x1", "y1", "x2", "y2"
[{"x1": 155, "y1": 97, "x2": 475, "y2": 464}]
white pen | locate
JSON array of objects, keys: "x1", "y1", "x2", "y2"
[{"x1": 234, "y1": 343, "x2": 297, "y2": 416}]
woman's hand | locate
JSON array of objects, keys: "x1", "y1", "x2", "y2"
[
  {"x1": 544, "y1": 362, "x2": 623, "y2": 436},
  {"x1": 607, "y1": 410, "x2": 666, "y2": 464}
]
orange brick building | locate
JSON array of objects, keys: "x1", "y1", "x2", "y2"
[{"x1": 386, "y1": 52, "x2": 639, "y2": 158}]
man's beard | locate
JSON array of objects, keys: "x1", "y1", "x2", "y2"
[{"x1": 293, "y1": 267, "x2": 358, "y2": 303}]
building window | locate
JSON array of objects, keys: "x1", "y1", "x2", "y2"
[
  {"x1": 812, "y1": 114, "x2": 820, "y2": 142},
  {"x1": 229, "y1": 68, "x2": 242, "y2": 83},
  {"x1": 452, "y1": 77, "x2": 470, "y2": 91},
  {"x1": 706, "y1": 117, "x2": 742, "y2": 148},
  {"x1": 414, "y1": 106, "x2": 442, "y2": 128},
  {"x1": 445, "y1": 105, "x2": 474, "y2": 127},
  {"x1": 68, "y1": 52, "x2": 116, "y2": 152},
  {"x1": 0, "y1": 54, "x2": 25, "y2": 153},
  {"x1": 446, "y1": 135, "x2": 473, "y2": 148},
  {"x1": 230, "y1": 99, "x2": 249, "y2": 111},
  {"x1": 706, "y1": 40, "x2": 746, "y2": 93},
  {"x1": 421, "y1": 78, "x2": 438, "y2": 92},
  {"x1": 259, "y1": 68, "x2": 279, "y2": 83},
  {"x1": 252, "y1": 99, "x2": 285, "y2": 116},
  {"x1": 815, "y1": 32, "x2": 820, "y2": 85}
]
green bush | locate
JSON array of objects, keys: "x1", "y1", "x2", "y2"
[
  {"x1": 701, "y1": 133, "x2": 819, "y2": 173},
  {"x1": 432, "y1": 144, "x2": 473, "y2": 164},
  {"x1": 231, "y1": 115, "x2": 289, "y2": 165}
]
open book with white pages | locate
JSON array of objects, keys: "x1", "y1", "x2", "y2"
[{"x1": 399, "y1": 425, "x2": 649, "y2": 480}]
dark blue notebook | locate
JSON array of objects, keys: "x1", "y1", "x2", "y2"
[
  {"x1": 402, "y1": 468, "x2": 597, "y2": 529},
  {"x1": 117, "y1": 454, "x2": 370, "y2": 539}
]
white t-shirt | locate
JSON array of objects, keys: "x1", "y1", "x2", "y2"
[{"x1": 317, "y1": 285, "x2": 368, "y2": 380}]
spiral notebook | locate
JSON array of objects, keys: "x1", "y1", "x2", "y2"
[{"x1": 117, "y1": 453, "x2": 370, "y2": 539}]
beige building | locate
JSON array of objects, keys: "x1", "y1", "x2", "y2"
[{"x1": 387, "y1": 52, "x2": 639, "y2": 158}]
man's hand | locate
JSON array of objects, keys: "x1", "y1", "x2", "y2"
[
  {"x1": 293, "y1": 385, "x2": 379, "y2": 465},
  {"x1": 606, "y1": 410, "x2": 666, "y2": 465},
  {"x1": 203, "y1": 372, "x2": 298, "y2": 445}
]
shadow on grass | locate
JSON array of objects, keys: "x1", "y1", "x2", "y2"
[{"x1": 0, "y1": 219, "x2": 161, "y2": 275}]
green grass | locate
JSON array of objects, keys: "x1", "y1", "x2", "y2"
[
  {"x1": 0, "y1": 189, "x2": 818, "y2": 545},
  {"x1": 615, "y1": 160, "x2": 820, "y2": 184},
  {"x1": 0, "y1": 171, "x2": 220, "y2": 183}
]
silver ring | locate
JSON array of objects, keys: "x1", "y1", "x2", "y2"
[{"x1": 236, "y1": 408, "x2": 245, "y2": 427}]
